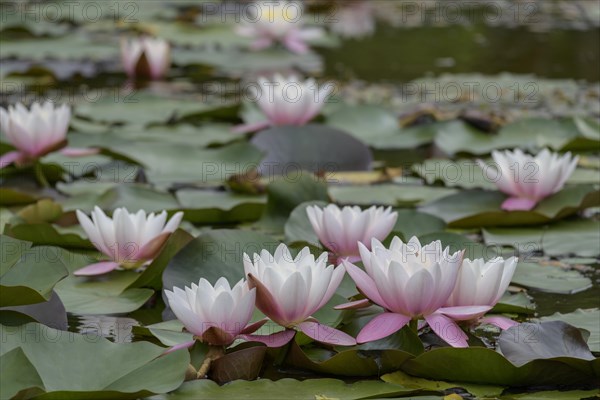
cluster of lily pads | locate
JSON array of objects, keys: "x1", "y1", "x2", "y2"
[{"x1": 1, "y1": 1, "x2": 599, "y2": 399}]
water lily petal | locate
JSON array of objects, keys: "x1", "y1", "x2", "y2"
[
  {"x1": 297, "y1": 321, "x2": 356, "y2": 346},
  {"x1": 356, "y1": 312, "x2": 411, "y2": 343},
  {"x1": 74, "y1": 261, "x2": 120, "y2": 276}
]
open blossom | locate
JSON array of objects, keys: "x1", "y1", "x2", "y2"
[
  {"x1": 479, "y1": 149, "x2": 578, "y2": 211},
  {"x1": 338, "y1": 237, "x2": 490, "y2": 347},
  {"x1": 445, "y1": 257, "x2": 519, "y2": 330},
  {"x1": 0, "y1": 102, "x2": 69, "y2": 167},
  {"x1": 306, "y1": 204, "x2": 397, "y2": 263},
  {"x1": 243, "y1": 243, "x2": 356, "y2": 346},
  {"x1": 121, "y1": 37, "x2": 170, "y2": 80},
  {"x1": 75, "y1": 207, "x2": 183, "y2": 276},
  {"x1": 236, "y1": 0, "x2": 323, "y2": 54},
  {"x1": 234, "y1": 74, "x2": 333, "y2": 133},
  {"x1": 166, "y1": 278, "x2": 266, "y2": 346},
  {"x1": 329, "y1": 1, "x2": 375, "y2": 39}
]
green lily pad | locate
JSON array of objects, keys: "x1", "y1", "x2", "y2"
[
  {"x1": 163, "y1": 229, "x2": 279, "y2": 293},
  {"x1": 176, "y1": 190, "x2": 266, "y2": 224},
  {"x1": 401, "y1": 347, "x2": 598, "y2": 386},
  {"x1": 284, "y1": 200, "x2": 329, "y2": 247},
  {"x1": 330, "y1": 184, "x2": 456, "y2": 207},
  {"x1": 419, "y1": 186, "x2": 600, "y2": 228},
  {"x1": 251, "y1": 124, "x2": 373, "y2": 175},
  {"x1": 483, "y1": 219, "x2": 600, "y2": 257},
  {"x1": 0, "y1": 322, "x2": 189, "y2": 399},
  {"x1": 326, "y1": 104, "x2": 436, "y2": 149},
  {"x1": 511, "y1": 263, "x2": 592, "y2": 295},
  {"x1": 381, "y1": 370, "x2": 505, "y2": 398},
  {"x1": 493, "y1": 292, "x2": 536, "y2": 315},
  {"x1": 538, "y1": 309, "x2": 600, "y2": 352},
  {"x1": 150, "y1": 377, "x2": 416, "y2": 400},
  {"x1": 0, "y1": 35, "x2": 118, "y2": 60},
  {"x1": 0, "y1": 237, "x2": 69, "y2": 307},
  {"x1": 52, "y1": 249, "x2": 154, "y2": 314},
  {"x1": 0, "y1": 290, "x2": 67, "y2": 330},
  {"x1": 5, "y1": 222, "x2": 94, "y2": 249}
]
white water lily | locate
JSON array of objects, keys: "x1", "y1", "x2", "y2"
[
  {"x1": 236, "y1": 1, "x2": 323, "y2": 54},
  {"x1": 479, "y1": 149, "x2": 578, "y2": 211},
  {"x1": 75, "y1": 206, "x2": 183, "y2": 276},
  {"x1": 165, "y1": 278, "x2": 263, "y2": 346},
  {"x1": 445, "y1": 256, "x2": 519, "y2": 330},
  {"x1": 120, "y1": 37, "x2": 170, "y2": 80},
  {"x1": 235, "y1": 74, "x2": 333, "y2": 133},
  {"x1": 340, "y1": 237, "x2": 490, "y2": 347},
  {"x1": 306, "y1": 204, "x2": 397, "y2": 262},
  {"x1": 0, "y1": 102, "x2": 70, "y2": 167},
  {"x1": 243, "y1": 243, "x2": 355, "y2": 346}
]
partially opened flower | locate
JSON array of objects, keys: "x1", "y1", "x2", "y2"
[
  {"x1": 338, "y1": 236, "x2": 490, "y2": 347},
  {"x1": 236, "y1": 1, "x2": 323, "y2": 54},
  {"x1": 0, "y1": 101, "x2": 98, "y2": 169},
  {"x1": 121, "y1": 37, "x2": 170, "y2": 80},
  {"x1": 75, "y1": 206, "x2": 183, "y2": 276},
  {"x1": 234, "y1": 74, "x2": 333, "y2": 133},
  {"x1": 306, "y1": 204, "x2": 397, "y2": 263},
  {"x1": 0, "y1": 102, "x2": 69, "y2": 167},
  {"x1": 165, "y1": 278, "x2": 266, "y2": 346},
  {"x1": 243, "y1": 243, "x2": 356, "y2": 346},
  {"x1": 479, "y1": 149, "x2": 578, "y2": 211},
  {"x1": 329, "y1": 1, "x2": 375, "y2": 39},
  {"x1": 445, "y1": 256, "x2": 519, "y2": 330}
]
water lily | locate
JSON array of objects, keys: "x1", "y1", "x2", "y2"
[
  {"x1": 75, "y1": 206, "x2": 183, "y2": 276},
  {"x1": 243, "y1": 243, "x2": 356, "y2": 346},
  {"x1": 165, "y1": 278, "x2": 266, "y2": 346},
  {"x1": 329, "y1": 1, "x2": 375, "y2": 39},
  {"x1": 306, "y1": 204, "x2": 397, "y2": 263},
  {"x1": 0, "y1": 102, "x2": 77, "y2": 168},
  {"x1": 236, "y1": 0, "x2": 323, "y2": 54},
  {"x1": 338, "y1": 237, "x2": 490, "y2": 347},
  {"x1": 234, "y1": 74, "x2": 333, "y2": 133},
  {"x1": 445, "y1": 256, "x2": 519, "y2": 330},
  {"x1": 121, "y1": 37, "x2": 170, "y2": 80},
  {"x1": 479, "y1": 149, "x2": 578, "y2": 211}
]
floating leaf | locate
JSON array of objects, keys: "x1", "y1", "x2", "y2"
[
  {"x1": 511, "y1": 262, "x2": 592, "y2": 295},
  {"x1": 538, "y1": 309, "x2": 600, "y2": 352}
]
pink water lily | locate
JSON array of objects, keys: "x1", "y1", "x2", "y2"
[
  {"x1": 121, "y1": 37, "x2": 170, "y2": 80},
  {"x1": 234, "y1": 74, "x2": 333, "y2": 133},
  {"x1": 236, "y1": 1, "x2": 323, "y2": 54},
  {"x1": 165, "y1": 277, "x2": 267, "y2": 346},
  {"x1": 0, "y1": 102, "x2": 97, "y2": 168},
  {"x1": 445, "y1": 256, "x2": 519, "y2": 330},
  {"x1": 479, "y1": 149, "x2": 578, "y2": 211},
  {"x1": 243, "y1": 243, "x2": 356, "y2": 346},
  {"x1": 338, "y1": 237, "x2": 490, "y2": 347},
  {"x1": 75, "y1": 207, "x2": 183, "y2": 276},
  {"x1": 306, "y1": 204, "x2": 397, "y2": 263}
]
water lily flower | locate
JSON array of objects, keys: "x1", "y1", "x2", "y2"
[
  {"x1": 329, "y1": 1, "x2": 375, "y2": 39},
  {"x1": 75, "y1": 206, "x2": 183, "y2": 276},
  {"x1": 479, "y1": 149, "x2": 579, "y2": 211},
  {"x1": 0, "y1": 102, "x2": 97, "y2": 169},
  {"x1": 165, "y1": 278, "x2": 267, "y2": 346},
  {"x1": 338, "y1": 237, "x2": 491, "y2": 347},
  {"x1": 236, "y1": 0, "x2": 323, "y2": 54},
  {"x1": 243, "y1": 243, "x2": 356, "y2": 346},
  {"x1": 306, "y1": 204, "x2": 397, "y2": 263},
  {"x1": 445, "y1": 256, "x2": 519, "y2": 330},
  {"x1": 121, "y1": 37, "x2": 170, "y2": 80},
  {"x1": 234, "y1": 74, "x2": 333, "y2": 133}
]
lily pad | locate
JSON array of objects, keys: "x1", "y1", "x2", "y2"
[
  {"x1": 511, "y1": 263, "x2": 592, "y2": 295},
  {"x1": 483, "y1": 219, "x2": 600, "y2": 257},
  {"x1": 326, "y1": 104, "x2": 436, "y2": 149},
  {"x1": 330, "y1": 184, "x2": 456, "y2": 207},
  {"x1": 162, "y1": 229, "x2": 279, "y2": 294},
  {"x1": 0, "y1": 237, "x2": 69, "y2": 307},
  {"x1": 284, "y1": 200, "x2": 329, "y2": 246},
  {"x1": 419, "y1": 186, "x2": 600, "y2": 228},
  {"x1": 0, "y1": 322, "x2": 189, "y2": 399},
  {"x1": 150, "y1": 377, "x2": 416, "y2": 400},
  {"x1": 176, "y1": 190, "x2": 266, "y2": 224},
  {"x1": 250, "y1": 124, "x2": 373, "y2": 176},
  {"x1": 538, "y1": 309, "x2": 600, "y2": 352}
]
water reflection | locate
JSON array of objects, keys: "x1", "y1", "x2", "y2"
[{"x1": 70, "y1": 314, "x2": 139, "y2": 343}]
